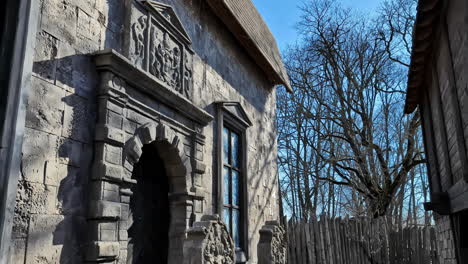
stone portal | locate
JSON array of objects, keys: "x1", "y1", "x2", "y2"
[
  {"x1": 128, "y1": 144, "x2": 170, "y2": 263},
  {"x1": 85, "y1": 1, "x2": 213, "y2": 262}
]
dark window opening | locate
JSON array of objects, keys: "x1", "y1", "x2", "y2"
[
  {"x1": 457, "y1": 210, "x2": 468, "y2": 262},
  {"x1": 128, "y1": 144, "x2": 170, "y2": 264}
]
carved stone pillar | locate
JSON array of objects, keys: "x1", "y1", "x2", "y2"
[
  {"x1": 258, "y1": 221, "x2": 287, "y2": 264},
  {"x1": 183, "y1": 215, "x2": 235, "y2": 264}
]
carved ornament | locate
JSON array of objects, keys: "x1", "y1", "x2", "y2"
[
  {"x1": 258, "y1": 221, "x2": 287, "y2": 264},
  {"x1": 184, "y1": 215, "x2": 235, "y2": 264},
  {"x1": 130, "y1": 1, "x2": 194, "y2": 99}
]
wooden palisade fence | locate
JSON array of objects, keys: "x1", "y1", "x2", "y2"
[{"x1": 285, "y1": 215, "x2": 439, "y2": 264}]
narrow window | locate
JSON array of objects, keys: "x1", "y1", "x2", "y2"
[
  {"x1": 222, "y1": 126, "x2": 242, "y2": 248},
  {"x1": 216, "y1": 102, "x2": 252, "y2": 262}
]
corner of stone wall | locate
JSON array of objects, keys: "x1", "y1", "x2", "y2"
[{"x1": 434, "y1": 213, "x2": 458, "y2": 263}]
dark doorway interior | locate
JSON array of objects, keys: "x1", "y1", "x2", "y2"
[{"x1": 128, "y1": 144, "x2": 170, "y2": 264}]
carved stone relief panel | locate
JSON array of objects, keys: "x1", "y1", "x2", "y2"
[
  {"x1": 131, "y1": 16, "x2": 147, "y2": 69},
  {"x1": 257, "y1": 221, "x2": 287, "y2": 264},
  {"x1": 184, "y1": 215, "x2": 235, "y2": 264},
  {"x1": 128, "y1": 1, "x2": 194, "y2": 99}
]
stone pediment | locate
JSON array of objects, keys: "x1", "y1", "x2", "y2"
[
  {"x1": 217, "y1": 102, "x2": 252, "y2": 128},
  {"x1": 127, "y1": 1, "x2": 194, "y2": 99},
  {"x1": 143, "y1": 1, "x2": 192, "y2": 45}
]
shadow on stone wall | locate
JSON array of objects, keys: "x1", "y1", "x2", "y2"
[
  {"x1": 14, "y1": 0, "x2": 127, "y2": 261},
  {"x1": 12, "y1": 52, "x2": 97, "y2": 263},
  {"x1": 246, "y1": 121, "x2": 279, "y2": 247},
  {"x1": 13, "y1": 0, "x2": 280, "y2": 263},
  {"x1": 24, "y1": 53, "x2": 97, "y2": 263}
]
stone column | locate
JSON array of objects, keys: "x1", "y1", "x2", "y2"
[{"x1": 258, "y1": 221, "x2": 287, "y2": 264}]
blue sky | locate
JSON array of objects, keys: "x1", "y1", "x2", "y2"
[{"x1": 251, "y1": 0, "x2": 382, "y2": 51}]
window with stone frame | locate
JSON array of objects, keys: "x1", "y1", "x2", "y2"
[
  {"x1": 222, "y1": 125, "x2": 242, "y2": 248},
  {"x1": 216, "y1": 102, "x2": 252, "y2": 262}
]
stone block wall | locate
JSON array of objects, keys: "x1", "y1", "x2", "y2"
[
  {"x1": 11, "y1": 0, "x2": 103, "y2": 260},
  {"x1": 434, "y1": 214, "x2": 457, "y2": 264},
  {"x1": 11, "y1": 0, "x2": 280, "y2": 263}
]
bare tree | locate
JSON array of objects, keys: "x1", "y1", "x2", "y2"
[{"x1": 278, "y1": 0, "x2": 427, "y2": 219}]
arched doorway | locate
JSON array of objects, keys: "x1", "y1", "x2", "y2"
[{"x1": 127, "y1": 143, "x2": 170, "y2": 264}]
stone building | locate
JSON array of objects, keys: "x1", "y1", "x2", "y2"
[
  {"x1": 0, "y1": 0, "x2": 290, "y2": 263},
  {"x1": 405, "y1": 0, "x2": 468, "y2": 263}
]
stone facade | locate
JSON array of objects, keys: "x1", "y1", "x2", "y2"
[{"x1": 9, "y1": 0, "x2": 284, "y2": 263}]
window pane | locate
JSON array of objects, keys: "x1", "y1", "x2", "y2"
[
  {"x1": 233, "y1": 209, "x2": 241, "y2": 248},
  {"x1": 231, "y1": 131, "x2": 240, "y2": 168},
  {"x1": 232, "y1": 170, "x2": 240, "y2": 206},
  {"x1": 223, "y1": 127, "x2": 229, "y2": 164},
  {"x1": 223, "y1": 167, "x2": 230, "y2": 204},
  {"x1": 223, "y1": 207, "x2": 231, "y2": 232}
]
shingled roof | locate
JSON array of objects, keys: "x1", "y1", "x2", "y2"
[
  {"x1": 206, "y1": 0, "x2": 293, "y2": 92},
  {"x1": 404, "y1": 0, "x2": 441, "y2": 113}
]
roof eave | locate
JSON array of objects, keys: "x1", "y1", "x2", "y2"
[{"x1": 404, "y1": 0, "x2": 441, "y2": 114}]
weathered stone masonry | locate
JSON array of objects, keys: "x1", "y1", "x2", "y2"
[
  {"x1": 10, "y1": 0, "x2": 288, "y2": 263},
  {"x1": 86, "y1": 47, "x2": 212, "y2": 262}
]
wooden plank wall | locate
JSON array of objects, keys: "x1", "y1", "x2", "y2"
[{"x1": 285, "y1": 216, "x2": 439, "y2": 264}]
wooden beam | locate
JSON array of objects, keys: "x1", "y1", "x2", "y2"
[
  {"x1": 424, "y1": 180, "x2": 468, "y2": 214},
  {"x1": 424, "y1": 192, "x2": 450, "y2": 215}
]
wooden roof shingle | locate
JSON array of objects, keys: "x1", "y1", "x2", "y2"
[{"x1": 404, "y1": 0, "x2": 441, "y2": 113}]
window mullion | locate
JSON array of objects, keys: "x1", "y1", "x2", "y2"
[
  {"x1": 228, "y1": 130, "x2": 233, "y2": 233},
  {"x1": 229, "y1": 168, "x2": 232, "y2": 232}
]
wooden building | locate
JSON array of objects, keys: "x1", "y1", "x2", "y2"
[{"x1": 405, "y1": 0, "x2": 468, "y2": 263}]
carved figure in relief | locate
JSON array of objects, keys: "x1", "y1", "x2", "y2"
[
  {"x1": 203, "y1": 221, "x2": 235, "y2": 264},
  {"x1": 258, "y1": 221, "x2": 287, "y2": 264},
  {"x1": 132, "y1": 16, "x2": 147, "y2": 66},
  {"x1": 128, "y1": 6, "x2": 192, "y2": 100},
  {"x1": 150, "y1": 26, "x2": 162, "y2": 78},
  {"x1": 185, "y1": 215, "x2": 235, "y2": 264},
  {"x1": 183, "y1": 51, "x2": 192, "y2": 97},
  {"x1": 157, "y1": 33, "x2": 181, "y2": 89},
  {"x1": 172, "y1": 46, "x2": 181, "y2": 88},
  {"x1": 270, "y1": 225, "x2": 287, "y2": 264}
]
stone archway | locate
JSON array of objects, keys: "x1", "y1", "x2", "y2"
[
  {"x1": 125, "y1": 122, "x2": 189, "y2": 192},
  {"x1": 124, "y1": 122, "x2": 192, "y2": 263},
  {"x1": 87, "y1": 52, "x2": 212, "y2": 263}
]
